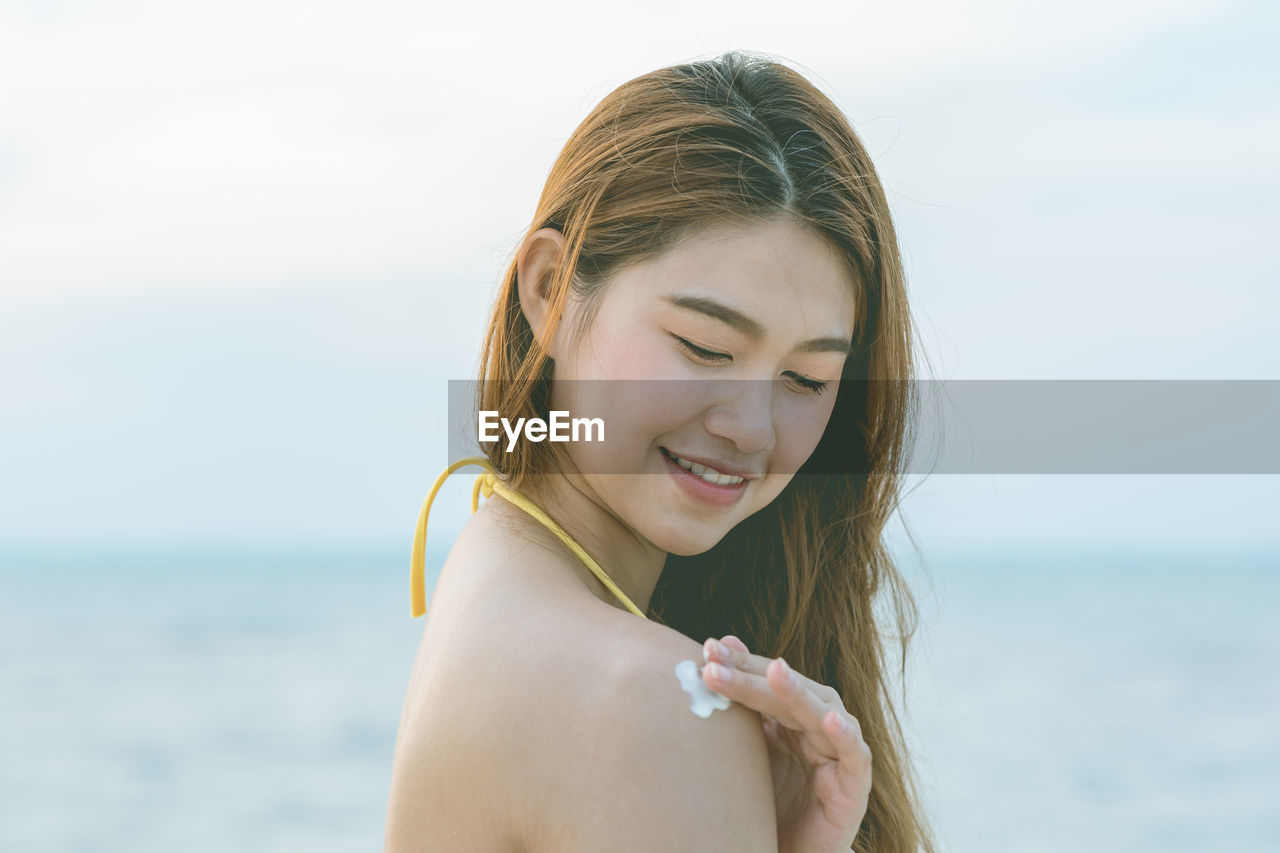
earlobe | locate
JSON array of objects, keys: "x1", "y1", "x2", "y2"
[{"x1": 515, "y1": 227, "x2": 567, "y2": 360}]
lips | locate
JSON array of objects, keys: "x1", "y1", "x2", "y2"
[
  {"x1": 659, "y1": 447, "x2": 750, "y2": 508},
  {"x1": 661, "y1": 448, "x2": 746, "y2": 485},
  {"x1": 660, "y1": 447, "x2": 760, "y2": 481}
]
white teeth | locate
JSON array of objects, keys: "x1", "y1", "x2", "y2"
[{"x1": 668, "y1": 452, "x2": 745, "y2": 486}]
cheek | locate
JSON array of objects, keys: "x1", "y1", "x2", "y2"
[
  {"x1": 576, "y1": 311, "x2": 676, "y2": 381},
  {"x1": 556, "y1": 379, "x2": 705, "y2": 471},
  {"x1": 772, "y1": 393, "x2": 838, "y2": 474}
]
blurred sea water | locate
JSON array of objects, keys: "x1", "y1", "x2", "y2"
[
  {"x1": 899, "y1": 543, "x2": 1280, "y2": 852},
  {"x1": 1, "y1": 541, "x2": 1276, "y2": 852}
]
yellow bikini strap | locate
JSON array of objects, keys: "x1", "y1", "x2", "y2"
[
  {"x1": 410, "y1": 456, "x2": 648, "y2": 620},
  {"x1": 410, "y1": 456, "x2": 482, "y2": 617}
]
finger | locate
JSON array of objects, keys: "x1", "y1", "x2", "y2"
[
  {"x1": 703, "y1": 638, "x2": 829, "y2": 696},
  {"x1": 765, "y1": 658, "x2": 845, "y2": 755},
  {"x1": 703, "y1": 636, "x2": 752, "y2": 668},
  {"x1": 703, "y1": 637, "x2": 778, "y2": 677},
  {"x1": 703, "y1": 657, "x2": 841, "y2": 753},
  {"x1": 822, "y1": 710, "x2": 873, "y2": 795}
]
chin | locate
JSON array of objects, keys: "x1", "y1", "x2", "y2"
[{"x1": 650, "y1": 520, "x2": 733, "y2": 557}]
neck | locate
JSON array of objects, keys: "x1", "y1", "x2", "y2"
[{"x1": 507, "y1": 468, "x2": 668, "y2": 616}]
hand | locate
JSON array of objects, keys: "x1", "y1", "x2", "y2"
[{"x1": 702, "y1": 635, "x2": 871, "y2": 853}]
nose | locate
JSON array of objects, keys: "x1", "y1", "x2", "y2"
[{"x1": 702, "y1": 379, "x2": 777, "y2": 457}]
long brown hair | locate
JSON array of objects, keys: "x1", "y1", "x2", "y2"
[{"x1": 475, "y1": 50, "x2": 934, "y2": 853}]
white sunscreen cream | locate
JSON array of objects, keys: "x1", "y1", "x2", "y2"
[{"x1": 674, "y1": 646, "x2": 732, "y2": 718}]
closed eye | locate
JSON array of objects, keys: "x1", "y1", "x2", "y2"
[
  {"x1": 672, "y1": 333, "x2": 829, "y2": 394},
  {"x1": 784, "y1": 372, "x2": 827, "y2": 395},
  {"x1": 671, "y1": 334, "x2": 731, "y2": 363}
]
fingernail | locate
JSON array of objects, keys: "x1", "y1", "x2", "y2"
[
  {"x1": 704, "y1": 663, "x2": 729, "y2": 682},
  {"x1": 780, "y1": 658, "x2": 796, "y2": 685},
  {"x1": 714, "y1": 640, "x2": 730, "y2": 658}
]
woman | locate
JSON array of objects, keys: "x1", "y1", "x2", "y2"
[{"x1": 385, "y1": 51, "x2": 935, "y2": 853}]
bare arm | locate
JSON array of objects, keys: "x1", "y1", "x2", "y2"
[{"x1": 520, "y1": 638, "x2": 779, "y2": 853}]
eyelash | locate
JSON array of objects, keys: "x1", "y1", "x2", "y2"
[{"x1": 670, "y1": 334, "x2": 828, "y2": 396}]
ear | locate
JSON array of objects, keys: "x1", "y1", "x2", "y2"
[{"x1": 516, "y1": 227, "x2": 568, "y2": 360}]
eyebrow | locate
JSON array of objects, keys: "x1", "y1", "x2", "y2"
[{"x1": 662, "y1": 293, "x2": 852, "y2": 354}]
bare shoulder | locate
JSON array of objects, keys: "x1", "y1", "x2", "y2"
[
  {"x1": 511, "y1": 610, "x2": 779, "y2": 853},
  {"x1": 389, "y1": 503, "x2": 777, "y2": 852}
]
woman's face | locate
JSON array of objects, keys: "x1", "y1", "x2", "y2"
[{"x1": 536, "y1": 217, "x2": 858, "y2": 556}]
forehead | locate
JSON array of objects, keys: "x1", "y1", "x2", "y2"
[{"x1": 621, "y1": 218, "x2": 859, "y2": 333}]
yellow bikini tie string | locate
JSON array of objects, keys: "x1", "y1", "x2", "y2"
[{"x1": 410, "y1": 455, "x2": 648, "y2": 621}]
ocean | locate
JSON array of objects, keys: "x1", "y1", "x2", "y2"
[{"x1": 1, "y1": 542, "x2": 1276, "y2": 852}]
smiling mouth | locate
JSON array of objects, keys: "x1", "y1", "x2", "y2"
[{"x1": 659, "y1": 448, "x2": 747, "y2": 486}]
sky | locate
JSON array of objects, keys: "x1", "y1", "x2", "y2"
[{"x1": 0, "y1": 0, "x2": 1276, "y2": 548}]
